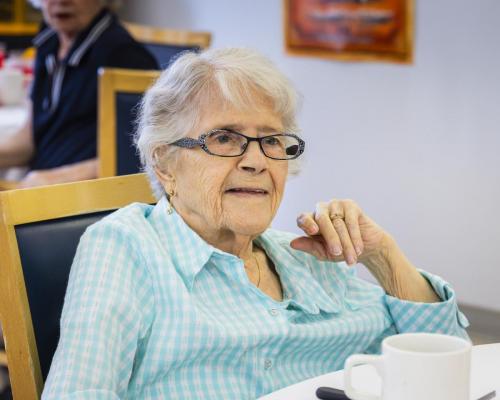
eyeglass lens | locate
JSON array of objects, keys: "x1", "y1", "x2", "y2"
[{"x1": 205, "y1": 130, "x2": 300, "y2": 159}]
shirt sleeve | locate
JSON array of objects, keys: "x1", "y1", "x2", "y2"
[
  {"x1": 384, "y1": 269, "x2": 470, "y2": 340},
  {"x1": 41, "y1": 220, "x2": 154, "y2": 400}
]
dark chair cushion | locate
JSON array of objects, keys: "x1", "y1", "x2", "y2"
[
  {"x1": 143, "y1": 44, "x2": 200, "y2": 69},
  {"x1": 114, "y1": 47, "x2": 200, "y2": 176},
  {"x1": 115, "y1": 92, "x2": 142, "y2": 176},
  {"x1": 15, "y1": 211, "x2": 113, "y2": 380}
]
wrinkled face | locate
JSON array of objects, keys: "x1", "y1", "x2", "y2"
[
  {"x1": 163, "y1": 103, "x2": 289, "y2": 238},
  {"x1": 41, "y1": 0, "x2": 104, "y2": 38}
]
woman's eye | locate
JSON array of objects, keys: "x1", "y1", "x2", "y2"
[
  {"x1": 263, "y1": 136, "x2": 280, "y2": 146},
  {"x1": 215, "y1": 133, "x2": 233, "y2": 144}
]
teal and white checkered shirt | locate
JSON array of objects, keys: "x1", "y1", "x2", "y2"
[{"x1": 42, "y1": 197, "x2": 469, "y2": 400}]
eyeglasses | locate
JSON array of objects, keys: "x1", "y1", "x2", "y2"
[{"x1": 171, "y1": 129, "x2": 305, "y2": 160}]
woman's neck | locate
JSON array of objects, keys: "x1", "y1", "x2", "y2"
[
  {"x1": 174, "y1": 205, "x2": 257, "y2": 261},
  {"x1": 209, "y1": 233, "x2": 256, "y2": 261},
  {"x1": 57, "y1": 33, "x2": 75, "y2": 61}
]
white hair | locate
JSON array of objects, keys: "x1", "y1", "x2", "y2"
[
  {"x1": 29, "y1": 0, "x2": 121, "y2": 10},
  {"x1": 135, "y1": 47, "x2": 302, "y2": 199}
]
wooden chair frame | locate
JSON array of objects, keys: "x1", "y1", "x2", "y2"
[
  {"x1": 0, "y1": 173, "x2": 155, "y2": 399},
  {"x1": 97, "y1": 68, "x2": 160, "y2": 178},
  {"x1": 124, "y1": 22, "x2": 211, "y2": 50},
  {"x1": 0, "y1": 180, "x2": 19, "y2": 191}
]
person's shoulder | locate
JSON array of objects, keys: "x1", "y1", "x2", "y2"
[
  {"x1": 98, "y1": 16, "x2": 135, "y2": 46},
  {"x1": 95, "y1": 17, "x2": 158, "y2": 69},
  {"x1": 85, "y1": 202, "x2": 155, "y2": 240}
]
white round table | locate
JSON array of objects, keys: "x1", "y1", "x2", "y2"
[{"x1": 258, "y1": 343, "x2": 500, "y2": 400}]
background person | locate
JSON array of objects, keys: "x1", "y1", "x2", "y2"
[
  {"x1": 42, "y1": 48, "x2": 469, "y2": 400},
  {"x1": 0, "y1": 0, "x2": 158, "y2": 188}
]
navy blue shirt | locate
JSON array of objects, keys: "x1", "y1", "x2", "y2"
[{"x1": 30, "y1": 9, "x2": 158, "y2": 170}]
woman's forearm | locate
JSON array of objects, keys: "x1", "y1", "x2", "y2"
[
  {"x1": 19, "y1": 158, "x2": 98, "y2": 188},
  {"x1": 362, "y1": 237, "x2": 440, "y2": 303}
]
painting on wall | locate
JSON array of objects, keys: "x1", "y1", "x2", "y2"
[{"x1": 284, "y1": 0, "x2": 413, "y2": 64}]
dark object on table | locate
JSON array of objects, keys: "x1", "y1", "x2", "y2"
[
  {"x1": 316, "y1": 386, "x2": 351, "y2": 400},
  {"x1": 478, "y1": 390, "x2": 496, "y2": 400}
]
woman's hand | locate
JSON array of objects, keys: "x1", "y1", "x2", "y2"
[
  {"x1": 290, "y1": 199, "x2": 392, "y2": 266},
  {"x1": 290, "y1": 199, "x2": 440, "y2": 303},
  {"x1": 19, "y1": 169, "x2": 55, "y2": 188}
]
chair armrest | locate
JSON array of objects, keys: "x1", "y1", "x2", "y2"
[{"x1": 0, "y1": 180, "x2": 19, "y2": 191}]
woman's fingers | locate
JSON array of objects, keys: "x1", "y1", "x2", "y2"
[
  {"x1": 331, "y1": 215, "x2": 357, "y2": 265},
  {"x1": 290, "y1": 236, "x2": 330, "y2": 261},
  {"x1": 295, "y1": 199, "x2": 364, "y2": 265},
  {"x1": 315, "y1": 202, "x2": 343, "y2": 258},
  {"x1": 335, "y1": 199, "x2": 364, "y2": 261},
  {"x1": 344, "y1": 205, "x2": 364, "y2": 257},
  {"x1": 296, "y1": 212, "x2": 319, "y2": 236}
]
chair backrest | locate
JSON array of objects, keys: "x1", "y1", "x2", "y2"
[
  {"x1": 97, "y1": 68, "x2": 160, "y2": 178},
  {"x1": 124, "y1": 22, "x2": 211, "y2": 69},
  {"x1": 0, "y1": 174, "x2": 156, "y2": 399}
]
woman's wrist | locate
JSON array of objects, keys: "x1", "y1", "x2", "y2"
[
  {"x1": 361, "y1": 235, "x2": 440, "y2": 302},
  {"x1": 361, "y1": 233, "x2": 397, "y2": 279}
]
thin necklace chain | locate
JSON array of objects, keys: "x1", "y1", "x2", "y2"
[{"x1": 253, "y1": 253, "x2": 262, "y2": 288}]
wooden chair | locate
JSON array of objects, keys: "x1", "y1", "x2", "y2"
[
  {"x1": 124, "y1": 22, "x2": 211, "y2": 68},
  {"x1": 97, "y1": 67, "x2": 160, "y2": 178},
  {"x1": 0, "y1": 173, "x2": 155, "y2": 399},
  {"x1": 0, "y1": 180, "x2": 19, "y2": 191}
]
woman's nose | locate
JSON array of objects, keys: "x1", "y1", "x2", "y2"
[{"x1": 238, "y1": 141, "x2": 267, "y2": 173}]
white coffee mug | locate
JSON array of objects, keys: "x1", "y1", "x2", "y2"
[{"x1": 344, "y1": 333, "x2": 472, "y2": 400}]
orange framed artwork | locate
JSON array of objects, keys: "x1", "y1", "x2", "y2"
[{"x1": 284, "y1": 0, "x2": 414, "y2": 64}]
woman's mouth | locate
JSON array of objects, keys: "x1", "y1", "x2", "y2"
[
  {"x1": 52, "y1": 12, "x2": 74, "y2": 21},
  {"x1": 225, "y1": 187, "x2": 269, "y2": 196}
]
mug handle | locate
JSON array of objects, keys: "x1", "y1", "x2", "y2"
[{"x1": 344, "y1": 354, "x2": 384, "y2": 400}]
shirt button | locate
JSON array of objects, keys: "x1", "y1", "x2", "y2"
[
  {"x1": 264, "y1": 359, "x2": 273, "y2": 370},
  {"x1": 269, "y1": 308, "x2": 279, "y2": 317}
]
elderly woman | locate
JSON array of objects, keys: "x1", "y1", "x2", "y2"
[
  {"x1": 0, "y1": 0, "x2": 157, "y2": 188},
  {"x1": 42, "y1": 48, "x2": 469, "y2": 399}
]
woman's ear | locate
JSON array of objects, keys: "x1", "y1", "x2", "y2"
[
  {"x1": 155, "y1": 166, "x2": 175, "y2": 187},
  {"x1": 153, "y1": 146, "x2": 176, "y2": 191}
]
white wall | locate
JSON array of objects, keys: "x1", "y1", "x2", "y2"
[{"x1": 121, "y1": 1, "x2": 500, "y2": 311}]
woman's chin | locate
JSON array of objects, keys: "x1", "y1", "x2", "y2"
[{"x1": 224, "y1": 212, "x2": 272, "y2": 236}]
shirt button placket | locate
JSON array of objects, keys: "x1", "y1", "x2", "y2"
[
  {"x1": 268, "y1": 308, "x2": 279, "y2": 317},
  {"x1": 264, "y1": 359, "x2": 273, "y2": 370}
]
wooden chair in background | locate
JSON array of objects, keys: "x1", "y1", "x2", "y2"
[
  {"x1": 97, "y1": 68, "x2": 160, "y2": 178},
  {"x1": 124, "y1": 22, "x2": 211, "y2": 68},
  {"x1": 0, "y1": 173, "x2": 155, "y2": 399},
  {"x1": 0, "y1": 180, "x2": 19, "y2": 191}
]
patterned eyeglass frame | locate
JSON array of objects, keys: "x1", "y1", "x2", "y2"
[{"x1": 170, "y1": 129, "x2": 305, "y2": 160}]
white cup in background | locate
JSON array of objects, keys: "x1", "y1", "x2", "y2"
[
  {"x1": 344, "y1": 333, "x2": 472, "y2": 400},
  {"x1": 0, "y1": 68, "x2": 24, "y2": 106}
]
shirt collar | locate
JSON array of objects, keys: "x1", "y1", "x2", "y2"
[
  {"x1": 256, "y1": 231, "x2": 341, "y2": 315},
  {"x1": 148, "y1": 199, "x2": 341, "y2": 314},
  {"x1": 148, "y1": 197, "x2": 216, "y2": 291},
  {"x1": 32, "y1": 25, "x2": 56, "y2": 48},
  {"x1": 33, "y1": 8, "x2": 114, "y2": 67}
]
